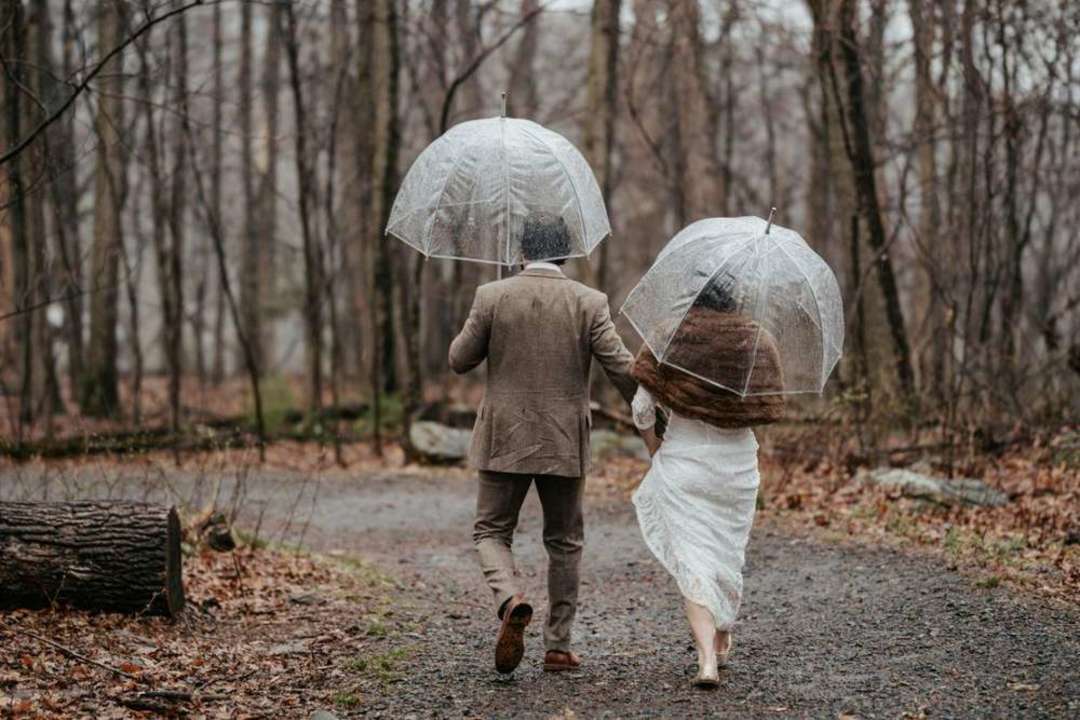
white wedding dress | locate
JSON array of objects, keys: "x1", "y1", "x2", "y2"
[{"x1": 631, "y1": 386, "x2": 760, "y2": 630}]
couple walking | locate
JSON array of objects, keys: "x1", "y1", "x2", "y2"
[{"x1": 449, "y1": 212, "x2": 784, "y2": 689}]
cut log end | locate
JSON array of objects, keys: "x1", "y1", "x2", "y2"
[{"x1": 163, "y1": 506, "x2": 185, "y2": 616}]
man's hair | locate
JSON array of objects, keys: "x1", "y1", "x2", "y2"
[{"x1": 521, "y1": 211, "x2": 571, "y2": 264}]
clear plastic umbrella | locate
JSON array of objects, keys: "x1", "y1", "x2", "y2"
[
  {"x1": 621, "y1": 214, "x2": 844, "y2": 396},
  {"x1": 386, "y1": 111, "x2": 609, "y2": 266}
]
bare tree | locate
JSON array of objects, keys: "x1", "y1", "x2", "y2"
[
  {"x1": 165, "y1": 9, "x2": 190, "y2": 433},
  {"x1": 237, "y1": 0, "x2": 260, "y2": 376},
  {"x1": 81, "y1": 0, "x2": 127, "y2": 418},
  {"x1": 282, "y1": 1, "x2": 324, "y2": 417},
  {"x1": 367, "y1": 0, "x2": 401, "y2": 453},
  {"x1": 836, "y1": 0, "x2": 914, "y2": 397}
]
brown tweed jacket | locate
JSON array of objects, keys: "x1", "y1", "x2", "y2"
[{"x1": 449, "y1": 267, "x2": 637, "y2": 478}]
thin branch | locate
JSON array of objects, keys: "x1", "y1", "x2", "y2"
[
  {"x1": 0, "y1": 0, "x2": 204, "y2": 167},
  {"x1": 8, "y1": 626, "x2": 147, "y2": 683},
  {"x1": 438, "y1": 0, "x2": 550, "y2": 133}
]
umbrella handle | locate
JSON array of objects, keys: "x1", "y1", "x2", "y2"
[{"x1": 765, "y1": 207, "x2": 777, "y2": 234}]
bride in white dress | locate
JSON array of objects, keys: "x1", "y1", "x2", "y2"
[{"x1": 629, "y1": 288, "x2": 784, "y2": 689}]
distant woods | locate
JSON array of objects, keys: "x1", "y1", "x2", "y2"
[{"x1": 0, "y1": 0, "x2": 1078, "y2": 450}]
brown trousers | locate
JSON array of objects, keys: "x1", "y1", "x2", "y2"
[{"x1": 473, "y1": 471, "x2": 585, "y2": 653}]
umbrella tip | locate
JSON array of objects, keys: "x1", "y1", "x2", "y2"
[
  {"x1": 501, "y1": 91, "x2": 509, "y2": 118},
  {"x1": 765, "y1": 207, "x2": 777, "y2": 234}
]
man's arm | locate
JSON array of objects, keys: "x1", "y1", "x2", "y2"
[
  {"x1": 589, "y1": 294, "x2": 637, "y2": 405},
  {"x1": 449, "y1": 288, "x2": 491, "y2": 374}
]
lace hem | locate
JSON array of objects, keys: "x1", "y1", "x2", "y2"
[{"x1": 632, "y1": 478, "x2": 742, "y2": 630}]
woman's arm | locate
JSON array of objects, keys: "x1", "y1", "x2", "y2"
[
  {"x1": 631, "y1": 387, "x2": 662, "y2": 457},
  {"x1": 640, "y1": 426, "x2": 661, "y2": 457}
]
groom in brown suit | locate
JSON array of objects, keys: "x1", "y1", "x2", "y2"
[{"x1": 449, "y1": 212, "x2": 637, "y2": 674}]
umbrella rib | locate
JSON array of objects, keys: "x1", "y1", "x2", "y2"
[
  {"x1": 517, "y1": 125, "x2": 593, "y2": 254},
  {"x1": 772, "y1": 239, "x2": 829, "y2": 390},
  {"x1": 502, "y1": 119, "x2": 512, "y2": 265}
]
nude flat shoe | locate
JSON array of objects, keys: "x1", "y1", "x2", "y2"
[{"x1": 691, "y1": 667, "x2": 720, "y2": 690}]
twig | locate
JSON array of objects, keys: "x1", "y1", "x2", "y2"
[
  {"x1": 115, "y1": 697, "x2": 177, "y2": 715},
  {"x1": 9, "y1": 626, "x2": 146, "y2": 683}
]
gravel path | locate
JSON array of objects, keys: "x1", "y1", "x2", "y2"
[{"x1": 4, "y1": 466, "x2": 1078, "y2": 718}]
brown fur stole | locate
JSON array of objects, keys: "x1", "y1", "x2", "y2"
[{"x1": 632, "y1": 309, "x2": 785, "y2": 429}]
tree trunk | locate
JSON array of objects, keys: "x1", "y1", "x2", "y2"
[
  {"x1": 837, "y1": 0, "x2": 915, "y2": 397},
  {"x1": 0, "y1": 501, "x2": 185, "y2": 617},
  {"x1": 209, "y1": 1, "x2": 225, "y2": 384},
  {"x1": 909, "y1": 0, "x2": 948, "y2": 398},
  {"x1": 507, "y1": 0, "x2": 540, "y2": 117},
  {"x1": 2, "y1": 1, "x2": 32, "y2": 432},
  {"x1": 166, "y1": 10, "x2": 189, "y2": 433},
  {"x1": 583, "y1": 0, "x2": 621, "y2": 292},
  {"x1": 256, "y1": 0, "x2": 282, "y2": 366},
  {"x1": 81, "y1": 0, "x2": 126, "y2": 418},
  {"x1": 350, "y1": 0, "x2": 376, "y2": 388},
  {"x1": 237, "y1": 0, "x2": 260, "y2": 376},
  {"x1": 368, "y1": 0, "x2": 401, "y2": 452},
  {"x1": 668, "y1": 0, "x2": 721, "y2": 226},
  {"x1": 40, "y1": 0, "x2": 82, "y2": 402},
  {"x1": 282, "y1": 2, "x2": 324, "y2": 417}
]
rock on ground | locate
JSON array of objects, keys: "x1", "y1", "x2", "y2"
[{"x1": 862, "y1": 466, "x2": 1010, "y2": 507}]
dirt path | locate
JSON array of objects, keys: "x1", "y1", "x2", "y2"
[{"x1": 4, "y1": 466, "x2": 1077, "y2": 718}]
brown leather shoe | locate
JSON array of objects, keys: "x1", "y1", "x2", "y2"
[
  {"x1": 494, "y1": 594, "x2": 532, "y2": 674},
  {"x1": 543, "y1": 650, "x2": 582, "y2": 672}
]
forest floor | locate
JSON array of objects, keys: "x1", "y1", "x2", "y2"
[{"x1": 1, "y1": 442, "x2": 1078, "y2": 718}]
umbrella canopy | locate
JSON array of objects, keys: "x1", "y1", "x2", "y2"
[
  {"x1": 386, "y1": 117, "x2": 610, "y2": 266},
  {"x1": 621, "y1": 216, "x2": 844, "y2": 396}
]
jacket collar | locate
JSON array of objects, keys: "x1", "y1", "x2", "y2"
[{"x1": 518, "y1": 265, "x2": 568, "y2": 280}]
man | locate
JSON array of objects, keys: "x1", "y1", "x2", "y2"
[{"x1": 449, "y1": 212, "x2": 637, "y2": 674}]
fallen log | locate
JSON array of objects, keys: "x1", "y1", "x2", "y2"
[{"x1": 0, "y1": 501, "x2": 185, "y2": 617}]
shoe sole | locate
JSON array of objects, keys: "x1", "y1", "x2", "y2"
[
  {"x1": 691, "y1": 678, "x2": 721, "y2": 690},
  {"x1": 542, "y1": 663, "x2": 581, "y2": 673},
  {"x1": 494, "y1": 602, "x2": 532, "y2": 674}
]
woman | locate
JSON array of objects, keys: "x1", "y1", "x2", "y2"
[{"x1": 630, "y1": 283, "x2": 784, "y2": 689}]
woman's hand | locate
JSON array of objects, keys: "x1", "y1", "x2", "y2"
[{"x1": 641, "y1": 427, "x2": 662, "y2": 457}]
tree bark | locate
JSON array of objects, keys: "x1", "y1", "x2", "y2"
[
  {"x1": 0, "y1": 501, "x2": 185, "y2": 617},
  {"x1": 81, "y1": 0, "x2": 126, "y2": 418}
]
